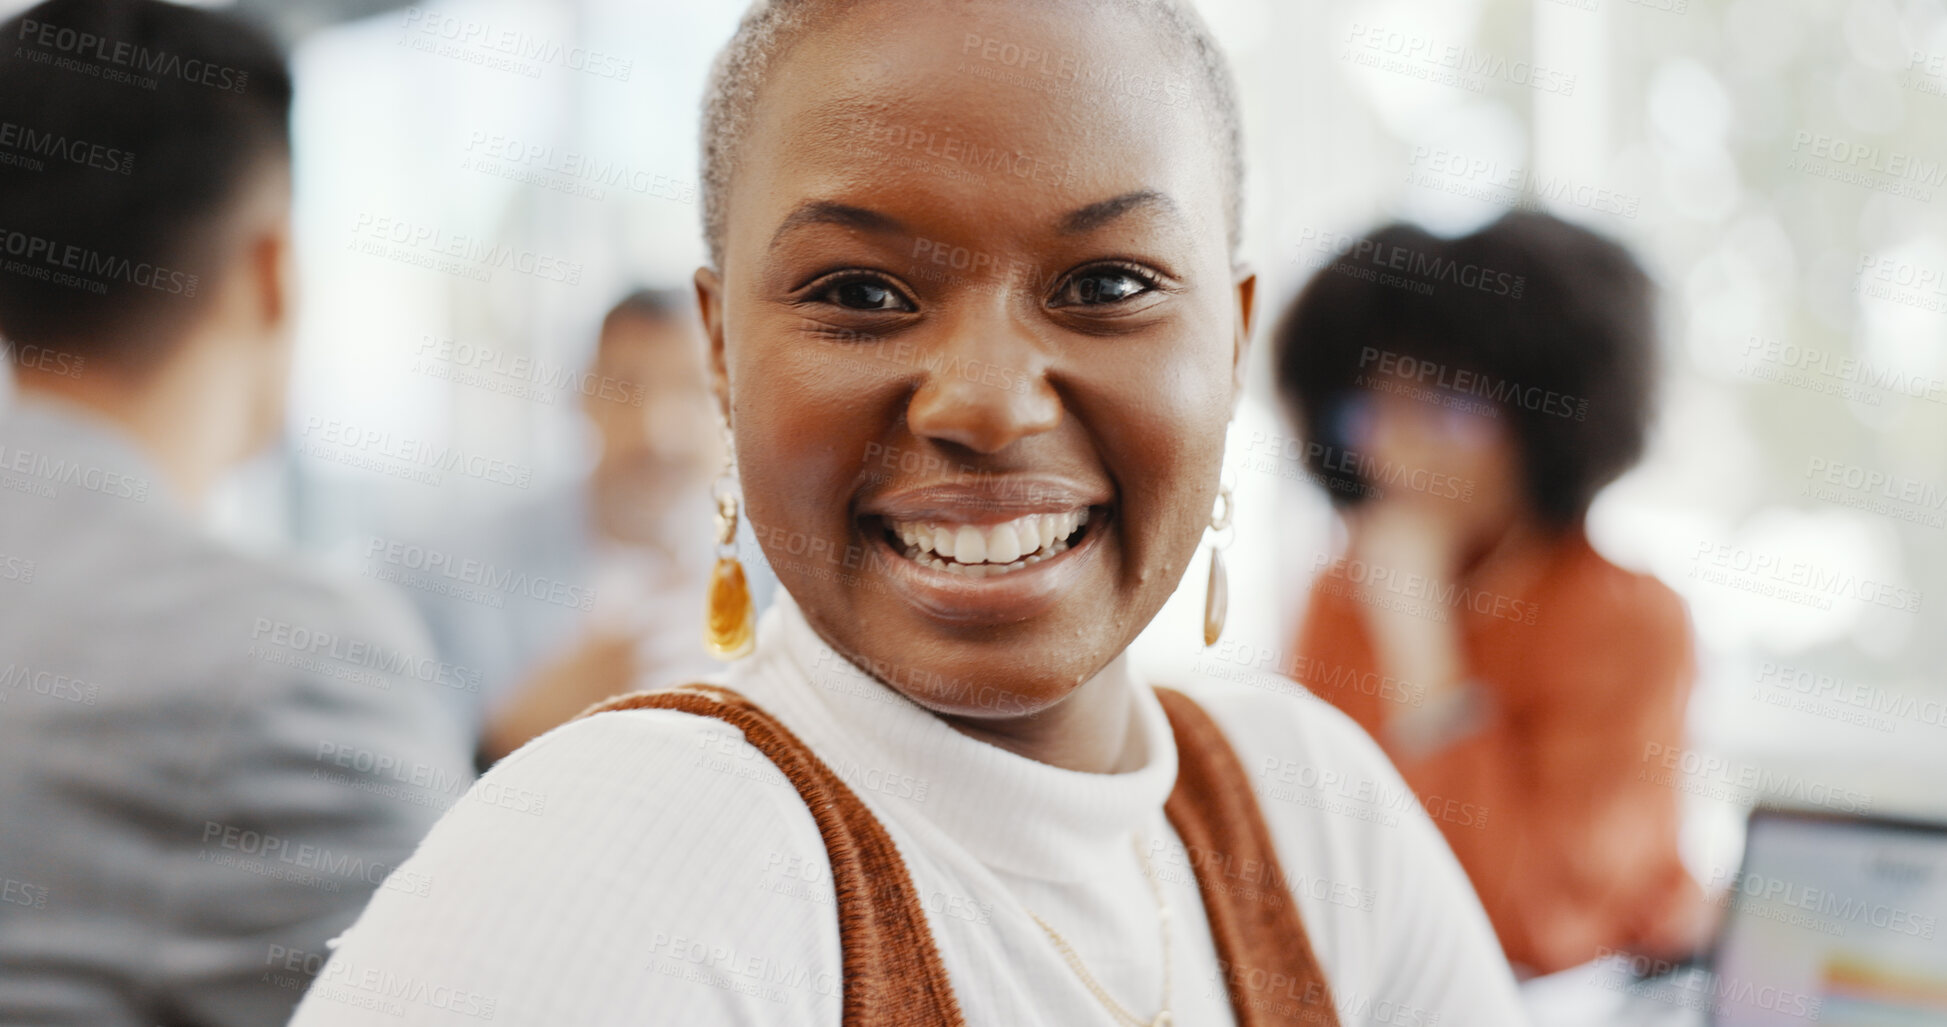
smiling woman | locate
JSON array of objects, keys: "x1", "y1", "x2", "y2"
[{"x1": 287, "y1": 2, "x2": 1529, "y2": 1025}]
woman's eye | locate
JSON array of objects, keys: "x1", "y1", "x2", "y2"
[
  {"x1": 1053, "y1": 268, "x2": 1155, "y2": 307},
  {"x1": 819, "y1": 278, "x2": 912, "y2": 312}
]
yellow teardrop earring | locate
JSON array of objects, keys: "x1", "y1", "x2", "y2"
[
  {"x1": 704, "y1": 464, "x2": 756, "y2": 661},
  {"x1": 1203, "y1": 483, "x2": 1234, "y2": 647}
]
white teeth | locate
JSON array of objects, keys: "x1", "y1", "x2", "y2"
[
  {"x1": 987, "y1": 523, "x2": 1022, "y2": 564},
  {"x1": 886, "y1": 508, "x2": 1093, "y2": 574},
  {"x1": 954, "y1": 525, "x2": 986, "y2": 564}
]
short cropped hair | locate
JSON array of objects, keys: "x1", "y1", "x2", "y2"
[
  {"x1": 1273, "y1": 213, "x2": 1658, "y2": 528},
  {"x1": 698, "y1": 0, "x2": 1243, "y2": 270},
  {"x1": 0, "y1": 0, "x2": 292, "y2": 373}
]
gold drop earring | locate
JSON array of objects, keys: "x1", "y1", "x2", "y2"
[
  {"x1": 1203, "y1": 483, "x2": 1233, "y2": 647},
  {"x1": 704, "y1": 453, "x2": 756, "y2": 661}
]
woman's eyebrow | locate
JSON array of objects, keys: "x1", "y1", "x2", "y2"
[
  {"x1": 1058, "y1": 190, "x2": 1182, "y2": 235},
  {"x1": 769, "y1": 200, "x2": 906, "y2": 249}
]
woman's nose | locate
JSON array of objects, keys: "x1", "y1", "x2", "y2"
[{"x1": 904, "y1": 306, "x2": 1061, "y2": 455}]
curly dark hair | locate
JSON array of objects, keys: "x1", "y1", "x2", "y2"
[{"x1": 1272, "y1": 212, "x2": 1658, "y2": 528}]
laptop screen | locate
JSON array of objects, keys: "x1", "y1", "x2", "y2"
[{"x1": 1710, "y1": 809, "x2": 1947, "y2": 1026}]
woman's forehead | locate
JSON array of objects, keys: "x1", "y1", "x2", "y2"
[{"x1": 727, "y1": 1, "x2": 1228, "y2": 257}]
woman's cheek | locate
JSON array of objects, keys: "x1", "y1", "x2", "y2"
[{"x1": 732, "y1": 344, "x2": 859, "y2": 552}]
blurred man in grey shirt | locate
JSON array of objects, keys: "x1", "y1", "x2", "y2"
[{"x1": 0, "y1": 1, "x2": 474, "y2": 1023}]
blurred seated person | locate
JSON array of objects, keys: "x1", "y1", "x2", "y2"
[
  {"x1": 409, "y1": 290, "x2": 747, "y2": 763},
  {"x1": 1272, "y1": 213, "x2": 1706, "y2": 975},
  {"x1": 0, "y1": 1, "x2": 472, "y2": 1022}
]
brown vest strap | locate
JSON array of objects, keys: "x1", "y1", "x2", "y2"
[
  {"x1": 1156, "y1": 686, "x2": 1342, "y2": 1027},
  {"x1": 580, "y1": 684, "x2": 967, "y2": 1026},
  {"x1": 583, "y1": 684, "x2": 1340, "y2": 1027}
]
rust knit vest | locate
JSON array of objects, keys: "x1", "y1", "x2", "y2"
[{"x1": 582, "y1": 683, "x2": 1341, "y2": 1026}]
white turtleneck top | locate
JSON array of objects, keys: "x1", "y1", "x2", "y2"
[{"x1": 288, "y1": 594, "x2": 1528, "y2": 1026}]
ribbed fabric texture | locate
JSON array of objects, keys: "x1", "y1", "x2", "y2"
[
  {"x1": 580, "y1": 684, "x2": 967, "y2": 1026},
  {"x1": 1157, "y1": 688, "x2": 1341, "y2": 1027},
  {"x1": 286, "y1": 593, "x2": 1532, "y2": 1026},
  {"x1": 581, "y1": 685, "x2": 1345, "y2": 1027}
]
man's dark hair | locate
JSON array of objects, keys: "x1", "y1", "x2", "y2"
[
  {"x1": 1273, "y1": 212, "x2": 1658, "y2": 528},
  {"x1": 0, "y1": 0, "x2": 292, "y2": 374},
  {"x1": 605, "y1": 287, "x2": 692, "y2": 328}
]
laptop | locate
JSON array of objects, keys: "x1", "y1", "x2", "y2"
[{"x1": 1704, "y1": 807, "x2": 1947, "y2": 1026}]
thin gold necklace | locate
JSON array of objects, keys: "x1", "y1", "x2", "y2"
[{"x1": 1025, "y1": 834, "x2": 1173, "y2": 1027}]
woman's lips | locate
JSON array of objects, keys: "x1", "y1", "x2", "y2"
[
  {"x1": 886, "y1": 508, "x2": 1089, "y2": 576},
  {"x1": 860, "y1": 505, "x2": 1108, "y2": 624}
]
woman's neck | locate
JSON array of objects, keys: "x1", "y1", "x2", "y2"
[
  {"x1": 1458, "y1": 513, "x2": 1574, "y2": 599},
  {"x1": 807, "y1": 622, "x2": 1145, "y2": 775},
  {"x1": 939, "y1": 671, "x2": 1145, "y2": 774}
]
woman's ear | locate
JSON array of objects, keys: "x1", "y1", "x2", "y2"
[
  {"x1": 693, "y1": 265, "x2": 731, "y2": 428},
  {"x1": 1231, "y1": 267, "x2": 1257, "y2": 408}
]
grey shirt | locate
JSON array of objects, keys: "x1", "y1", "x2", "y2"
[{"x1": 0, "y1": 397, "x2": 474, "y2": 1026}]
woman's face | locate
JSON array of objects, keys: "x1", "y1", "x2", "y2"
[{"x1": 697, "y1": 0, "x2": 1252, "y2": 721}]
